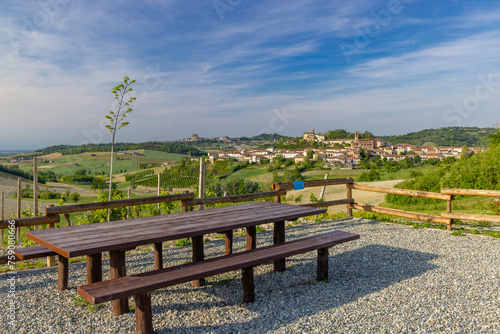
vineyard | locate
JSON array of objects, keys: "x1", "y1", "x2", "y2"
[{"x1": 135, "y1": 174, "x2": 199, "y2": 188}]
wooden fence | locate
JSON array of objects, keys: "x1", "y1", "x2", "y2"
[{"x1": 2, "y1": 178, "x2": 499, "y2": 266}]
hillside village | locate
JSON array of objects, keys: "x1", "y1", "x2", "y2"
[{"x1": 208, "y1": 129, "x2": 485, "y2": 167}]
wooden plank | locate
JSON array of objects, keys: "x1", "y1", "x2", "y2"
[
  {"x1": 45, "y1": 193, "x2": 195, "y2": 215},
  {"x1": 350, "y1": 203, "x2": 451, "y2": 225},
  {"x1": 183, "y1": 190, "x2": 287, "y2": 206},
  {"x1": 14, "y1": 245, "x2": 57, "y2": 260},
  {"x1": 272, "y1": 178, "x2": 354, "y2": 191},
  {"x1": 27, "y1": 203, "x2": 326, "y2": 257},
  {"x1": 78, "y1": 231, "x2": 360, "y2": 304},
  {"x1": 301, "y1": 198, "x2": 354, "y2": 208},
  {"x1": 349, "y1": 183, "x2": 452, "y2": 201},
  {"x1": 441, "y1": 212, "x2": 500, "y2": 224},
  {"x1": 33, "y1": 203, "x2": 295, "y2": 249},
  {"x1": 0, "y1": 215, "x2": 60, "y2": 229},
  {"x1": 441, "y1": 188, "x2": 500, "y2": 197}
]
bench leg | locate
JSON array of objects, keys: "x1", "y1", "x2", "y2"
[
  {"x1": 135, "y1": 294, "x2": 153, "y2": 334},
  {"x1": 110, "y1": 250, "x2": 129, "y2": 316},
  {"x1": 86, "y1": 253, "x2": 102, "y2": 284},
  {"x1": 57, "y1": 255, "x2": 68, "y2": 291},
  {"x1": 241, "y1": 266, "x2": 255, "y2": 303},
  {"x1": 316, "y1": 247, "x2": 329, "y2": 282},
  {"x1": 192, "y1": 236, "x2": 205, "y2": 287},
  {"x1": 153, "y1": 242, "x2": 163, "y2": 270},
  {"x1": 246, "y1": 226, "x2": 256, "y2": 250},
  {"x1": 224, "y1": 230, "x2": 233, "y2": 255},
  {"x1": 273, "y1": 221, "x2": 285, "y2": 272}
]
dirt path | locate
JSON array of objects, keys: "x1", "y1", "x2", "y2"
[{"x1": 285, "y1": 179, "x2": 402, "y2": 213}]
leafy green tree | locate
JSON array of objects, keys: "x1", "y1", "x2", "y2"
[
  {"x1": 105, "y1": 76, "x2": 136, "y2": 220},
  {"x1": 488, "y1": 125, "x2": 500, "y2": 146}
]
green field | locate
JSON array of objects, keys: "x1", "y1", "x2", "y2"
[
  {"x1": 140, "y1": 150, "x2": 184, "y2": 162},
  {"x1": 223, "y1": 166, "x2": 269, "y2": 182},
  {"x1": 16, "y1": 150, "x2": 185, "y2": 177}
]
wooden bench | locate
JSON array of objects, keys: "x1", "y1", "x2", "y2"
[
  {"x1": 78, "y1": 231, "x2": 360, "y2": 334},
  {"x1": 14, "y1": 246, "x2": 70, "y2": 290}
]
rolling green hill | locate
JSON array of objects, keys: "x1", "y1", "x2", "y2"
[{"x1": 378, "y1": 127, "x2": 495, "y2": 147}]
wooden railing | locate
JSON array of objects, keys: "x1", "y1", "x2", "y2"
[{"x1": 2, "y1": 179, "x2": 499, "y2": 266}]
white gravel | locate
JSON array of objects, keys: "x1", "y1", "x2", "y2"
[{"x1": 1, "y1": 218, "x2": 499, "y2": 334}]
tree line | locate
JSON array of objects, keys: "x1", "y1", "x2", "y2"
[{"x1": 35, "y1": 141, "x2": 205, "y2": 156}]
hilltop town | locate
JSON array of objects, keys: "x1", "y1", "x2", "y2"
[{"x1": 207, "y1": 129, "x2": 485, "y2": 167}]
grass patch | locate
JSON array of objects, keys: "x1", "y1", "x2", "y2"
[
  {"x1": 175, "y1": 238, "x2": 192, "y2": 247},
  {"x1": 72, "y1": 295, "x2": 103, "y2": 312},
  {"x1": 450, "y1": 230, "x2": 465, "y2": 236}
]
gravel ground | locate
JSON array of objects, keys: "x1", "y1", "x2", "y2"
[{"x1": 1, "y1": 218, "x2": 499, "y2": 334}]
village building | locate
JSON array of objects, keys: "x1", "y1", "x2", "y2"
[
  {"x1": 302, "y1": 129, "x2": 325, "y2": 142},
  {"x1": 350, "y1": 131, "x2": 378, "y2": 150}
]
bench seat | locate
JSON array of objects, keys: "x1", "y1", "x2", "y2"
[
  {"x1": 14, "y1": 245, "x2": 58, "y2": 260},
  {"x1": 78, "y1": 230, "x2": 360, "y2": 333}
]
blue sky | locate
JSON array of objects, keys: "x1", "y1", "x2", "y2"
[{"x1": 1, "y1": 0, "x2": 500, "y2": 150}]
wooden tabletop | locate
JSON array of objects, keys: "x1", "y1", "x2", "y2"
[{"x1": 26, "y1": 202, "x2": 326, "y2": 258}]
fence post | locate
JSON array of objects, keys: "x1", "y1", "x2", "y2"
[
  {"x1": 17, "y1": 178, "x2": 21, "y2": 244},
  {"x1": 46, "y1": 204, "x2": 56, "y2": 267},
  {"x1": 316, "y1": 174, "x2": 328, "y2": 220},
  {"x1": 181, "y1": 191, "x2": 190, "y2": 212},
  {"x1": 33, "y1": 157, "x2": 38, "y2": 229},
  {"x1": 127, "y1": 188, "x2": 131, "y2": 219},
  {"x1": 157, "y1": 173, "x2": 161, "y2": 211},
  {"x1": 198, "y1": 158, "x2": 205, "y2": 211},
  {"x1": 1, "y1": 192, "x2": 3, "y2": 247},
  {"x1": 446, "y1": 195, "x2": 454, "y2": 231},
  {"x1": 346, "y1": 183, "x2": 353, "y2": 217}
]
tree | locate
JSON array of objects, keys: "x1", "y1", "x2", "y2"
[
  {"x1": 488, "y1": 123, "x2": 500, "y2": 147},
  {"x1": 105, "y1": 76, "x2": 136, "y2": 220}
]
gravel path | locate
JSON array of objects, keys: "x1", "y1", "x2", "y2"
[{"x1": 1, "y1": 218, "x2": 498, "y2": 333}]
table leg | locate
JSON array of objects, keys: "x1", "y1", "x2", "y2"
[
  {"x1": 246, "y1": 226, "x2": 256, "y2": 250},
  {"x1": 192, "y1": 235, "x2": 205, "y2": 287},
  {"x1": 316, "y1": 247, "x2": 329, "y2": 281},
  {"x1": 242, "y1": 266, "x2": 255, "y2": 303},
  {"x1": 110, "y1": 250, "x2": 129, "y2": 316},
  {"x1": 154, "y1": 242, "x2": 163, "y2": 270},
  {"x1": 57, "y1": 255, "x2": 68, "y2": 291},
  {"x1": 224, "y1": 230, "x2": 233, "y2": 255},
  {"x1": 86, "y1": 253, "x2": 102, "y2": 284},
  {"x1": 273, "y1": 221, "x2": 285, "y2": 272}
]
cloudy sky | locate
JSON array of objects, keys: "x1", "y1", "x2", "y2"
[{"x1": 1, "y1": 0, "x2": 500, "y2": 150}]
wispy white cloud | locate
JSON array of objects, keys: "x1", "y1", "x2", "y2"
[{"x1": 1, "y1": 0, "x2": 500, "y2": 149}]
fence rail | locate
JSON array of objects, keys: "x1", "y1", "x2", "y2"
[
  {"x1": 45, "y1": 193, "x2": 195, "y2": 215},
  {"x1": 3, "y1": 178, "x2": 500, "y2": 267}
]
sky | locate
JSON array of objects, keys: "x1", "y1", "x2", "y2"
[{"x1": 1, "y1": 0, "x2": 500, "y2": 150}]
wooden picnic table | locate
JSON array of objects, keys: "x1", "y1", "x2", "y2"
[{"x1": 26, "y1": 201, "x2": 326, "y2": 315}]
